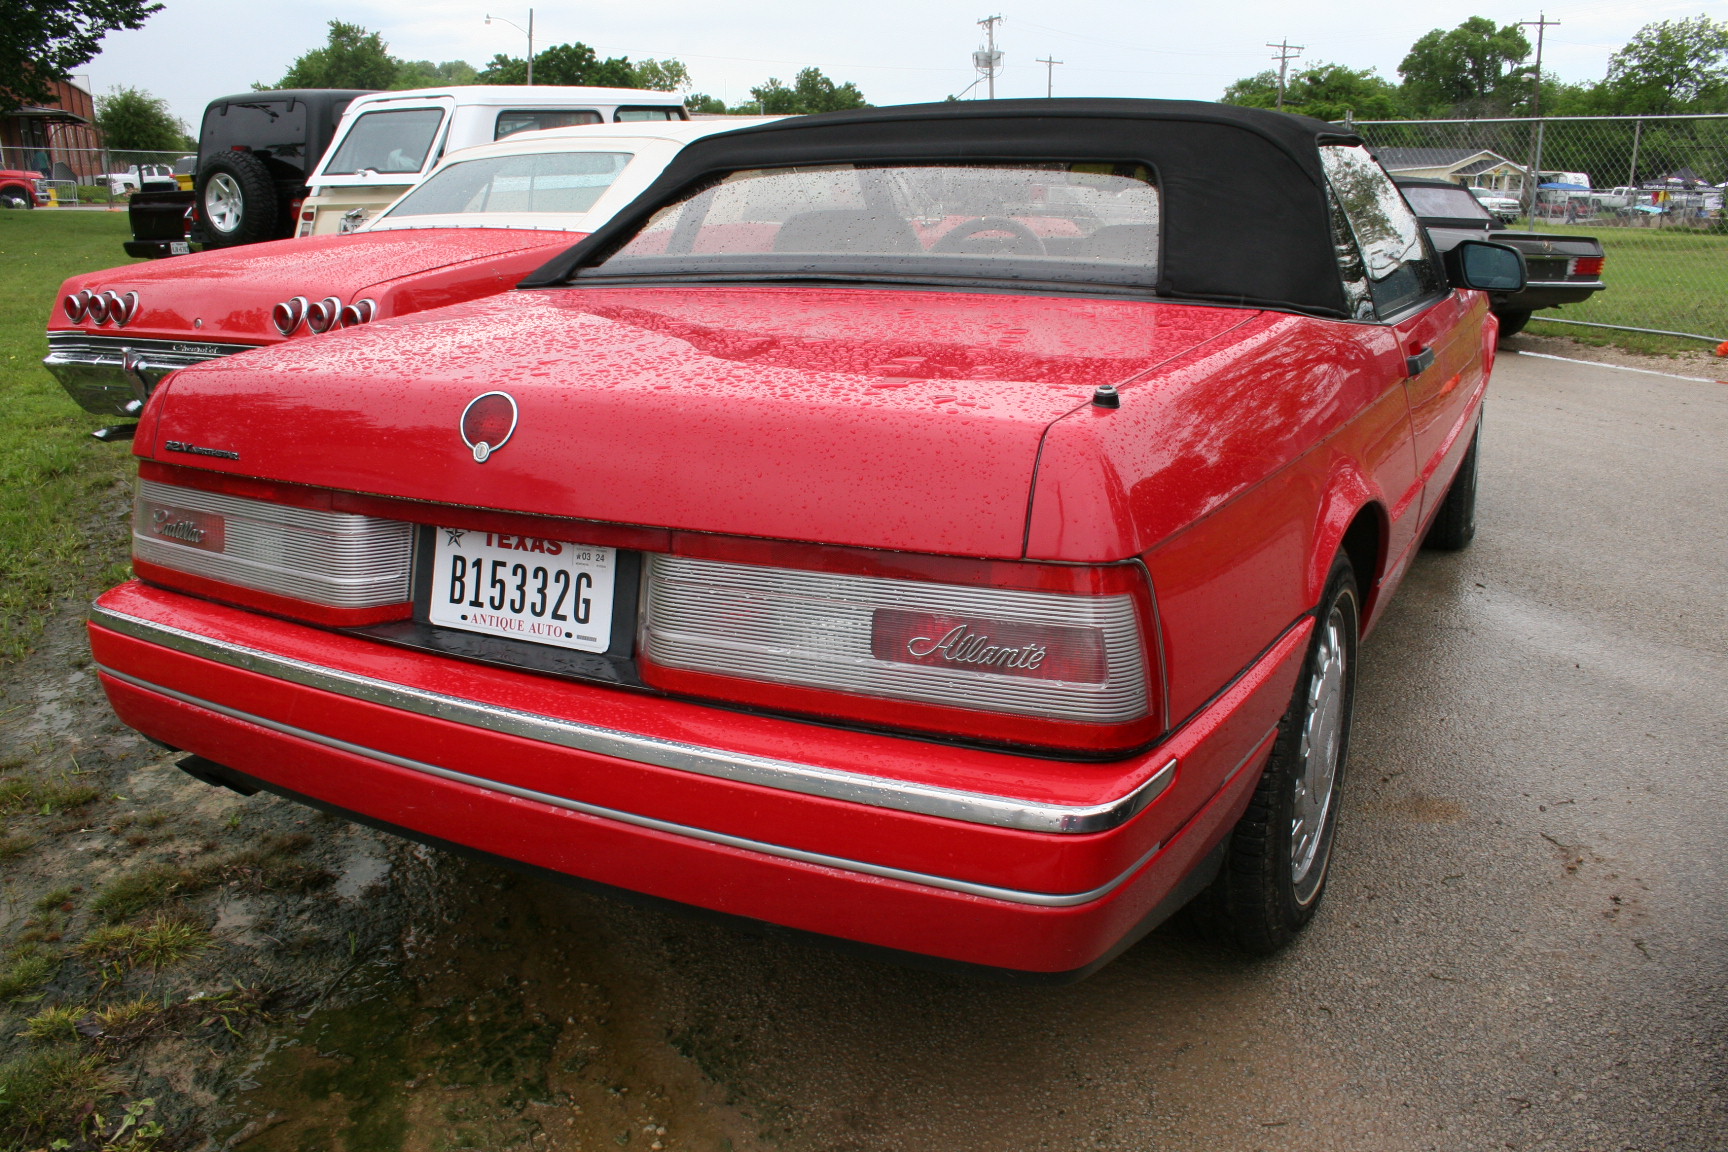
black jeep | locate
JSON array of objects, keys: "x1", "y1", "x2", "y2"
[{"x1": 126, "y1": 88, "x2": 373, "y2": 258}]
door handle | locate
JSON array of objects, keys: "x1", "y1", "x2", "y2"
[{"x1": 1405, "y1": 347, "x2": 1436, "y2": 376}]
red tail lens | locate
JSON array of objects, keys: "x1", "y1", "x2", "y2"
[
  {"x1": 85, "y1": 293, "x2": 109, "y2": 324},
  {"x1": 1570, "y1": 255, "x2": 1604, "y2": 278},
  {"x1": 63, "y1": 291, "x2": 90, "y2": 321},
  {"x1": 306, "y1": 296, "x2": 342, "y2": 334},
  {"x1": 871, "y1": 609, "x2": 1108, "y2": 683}
]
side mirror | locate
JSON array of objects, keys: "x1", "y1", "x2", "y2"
[{"x1": 1445, "y1": 240, "x2": 1526, "y2": 292}]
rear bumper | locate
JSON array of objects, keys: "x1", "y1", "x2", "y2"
[
  {"x1": 1494, "y1": 281, "x2": 1606, "y2": 312},
  {"x1": 89, "y1": 580, "x2": 1307, "y2": 974}
]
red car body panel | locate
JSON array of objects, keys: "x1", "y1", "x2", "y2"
[
  {"x1": 145, "y1": 287, "x2": 1254, "y2": 558},
  {"x1": 48, "y1": 230, "x2": 581, "y2": 346}
]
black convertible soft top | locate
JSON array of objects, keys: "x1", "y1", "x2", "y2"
[{"x1": 521, "y1": 98, "x2": 1362, "y2": 317}]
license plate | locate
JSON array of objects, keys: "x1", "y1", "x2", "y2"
[
  {"x1": 169, "y1": 241, "x2": 190, "y2": 255},
  {"x1": 427, "y1": 528, "x2": 616, "y2": 652}
]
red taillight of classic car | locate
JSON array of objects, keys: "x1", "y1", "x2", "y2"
[
  {"x1": 1569, "y1": 254, "x2": 1605, "y2": 279},
  {"x1": 131, "y1": 468, "x2": 1160, "y2": 754}
]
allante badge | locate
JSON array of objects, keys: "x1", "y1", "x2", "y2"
[{"x1": 460, "y1": 392, "x2": 518, "y2": 462}]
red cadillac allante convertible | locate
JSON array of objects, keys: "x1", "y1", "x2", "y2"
[{"x1": 88, "y1": 101, "x2": 1522, "y2": 980}]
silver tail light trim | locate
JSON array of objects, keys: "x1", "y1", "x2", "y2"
[
  {"x1": 644, "y1": 555, "x2": 1149, "y2": 724},
  {"x1": 89, "y1": 603, "x2": 1182, "y2": 836},
  {"x1": 272, "y1": 295, "x2": 307, "y2": 336},
  {"x1": 133, "y1": 479, "x2": 411, "y2": 608},
  {"x1": 338, "y1": 298, "x2": 376, "y2": 327}
]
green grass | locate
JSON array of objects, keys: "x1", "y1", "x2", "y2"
[
  {"x1": 0, "y1": 211, "x2": 141, "y2": 660},
  {"x1": 0, "y1": 1047, "x2": 117, "y2": 1147},
  {"x1": 1513, "y1": 221, "x2": 1728, "y2": 348}
]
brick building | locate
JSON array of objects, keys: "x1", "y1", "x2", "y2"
[{"x1": 2, "y1": 79, "x2": 103, "y2": 180}]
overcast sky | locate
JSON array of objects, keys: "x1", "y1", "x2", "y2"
[{"x1": 79, "y1": 0, "x2": 1722, "y2": 129}]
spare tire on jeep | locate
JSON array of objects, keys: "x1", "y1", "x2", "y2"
[{"x1": 196, "y1": 150, "x2": 279, "y2": 248}]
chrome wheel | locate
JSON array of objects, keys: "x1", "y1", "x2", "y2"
[
  {"x1": 204, "y1": 173, "x2": 243, "y2": 233},
  {"x1": 1290, "y1": 602, "x2": 1348, "y2": 903}
]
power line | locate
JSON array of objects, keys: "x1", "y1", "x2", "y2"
[
  {"x1": 1036, "y1": 55, "x2": 1063, "y2": 98},
  {"x1": 1266, "y1": 39, "x2": 1304, "y2": 110}
]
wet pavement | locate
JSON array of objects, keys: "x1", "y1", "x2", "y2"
[{"x1": 230, "y1": 348, "x2": 1727, "y2": 1150}]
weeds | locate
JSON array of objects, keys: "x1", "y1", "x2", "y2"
[
  {"x1": 85, "y1": 998, "x2": 167, "y2": 1045},
  {"x1": 76, "y1": 917, "x2": 211, "y2": 971},
  {"x1": 0, "y1": 1047, "x2": 117, "y2": 1145},
  {"x1": 90, "y1": 836, "x2": 330, "y2": 922},
  {"x1": 0, "y1": 774, "x2": 100, "y2": 817},
  {"x1": 0, "y1": 833, "x2": 35, "y2": 861},
  {"x1": 88, "y1": 865, "x2": 198, "y2": 922},
  {"x1": 33, "y1": 887, "x2": 76, "y2": 915},
  {"x1": 21, "y1": 1003, "x2": 84, "y2": 1043},
  {"x1": 0, "y1": 952, "x2": 57, "y2": 999}
]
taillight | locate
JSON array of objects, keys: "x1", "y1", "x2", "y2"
[
  {"x1": 639, "y1": 553, "x2": 1157, "y2": 753},
  {"x1": 132, "y1": 479, "x2": 412, "y2": 625},
  {"x1": 305, "y1": 296, "x2": 342, "y2": 334},
  {"x1": 1569, "y1": 255, "x2": 1604, "y2": 278}
]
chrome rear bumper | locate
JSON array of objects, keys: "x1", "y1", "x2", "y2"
[{"x1": 44, "y1": 333, "x2": 254, "y2": 415}]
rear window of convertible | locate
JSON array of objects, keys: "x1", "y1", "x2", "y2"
[{"x1": 580, "y1": 162, "x2": 1161, "y2": 286}]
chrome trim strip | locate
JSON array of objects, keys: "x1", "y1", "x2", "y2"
[
  {"x1": 98, "y1": 663, "x2": 1176, "y2": 908},
  {"x1": 90, "y1": 604, "x2": 1175, "y2": 834}
]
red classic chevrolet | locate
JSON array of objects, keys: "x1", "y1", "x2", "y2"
[{"x1": 87, "y1": 100, "x2": 1523, "y2": 980}]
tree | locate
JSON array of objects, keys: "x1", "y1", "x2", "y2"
[
  {"x1": 478, "y1": 42, "x2": 634, "y2": 87},
  {"x1": 633, "y1": 58, "x2": 690, "y2": 93},
  {"x1": 741, "y1": 67, "x2": 869, "y2": 114},
  {"x1": 1598, "y1": 17, "x2": 1728, "y2": 114},
  {"x1": 1222, "y1": 63, "x2": 1404, "y2": 121},
  {"x1": 392, "y1": 59, "x2": 478, "y2": 90},
  {"x1": 272, "y1": 20, "x2": 399, "y2": 90},
  {"x1": 1, "y1": 0, "x2": 164, "y2": 111},
  {"x1": 95, "y1": 85, "x2": 190, "y2": 150},
  {"x1": 685, "y1": 93, "x2": 727, "y2": 115},
  {"x1": 1399, "y1": 17, "x2": 1531, "y2": 115}
]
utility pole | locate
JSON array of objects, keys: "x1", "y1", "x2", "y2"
[
  {"x1": 1036, "y1": 55, "x2": 1062, "y2": 98},
  {"x1": 1519, "y1": 13, "x2": 1559, "y2": 217},
  {"x1": 975, "y1": 15, "x2": 1003, "y2": 100},
  {"x1": 1518, "y1": 13, "x2": 1558, "y2": 119},
  {"x1": 1266, "y1": 39, "x2": 1303, "y2": 110}
]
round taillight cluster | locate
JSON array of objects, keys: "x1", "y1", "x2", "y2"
[
  {"x1": 272, "y1": 294, "x2": 378, "y2": 337},
  {"x1": 63, "y1": 289, "x2": 139, "y2": 327}
]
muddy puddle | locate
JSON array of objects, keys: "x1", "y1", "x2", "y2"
[{"x1": 222, "y1": 858, "x2": 761, "y2": 1152}]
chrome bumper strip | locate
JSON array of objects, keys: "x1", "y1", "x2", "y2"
[
  {"x1": 98, "y1": 663, "x2": 1185, "y2": 908},
  {"x1": 90, "y1": 604, "x2": 1175, "y2": 834},
  {"x1": 43, "y1": 334, "x2": 254, "y2": 416}
]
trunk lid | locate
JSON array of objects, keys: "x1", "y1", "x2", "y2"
[{"x1": 146, "y1": 286, "x2": 1251, "y2": 557}]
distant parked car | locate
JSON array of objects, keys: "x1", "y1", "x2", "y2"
[
  {"x1": 1468, "y1": 186, "x2": 1521, "y2": 225},
  {"x1": 47, "y1": 118, "x2": 779, "y2": 426},
  {"x1": 124, "y1": 88, "x2": 376, "y2": 259},
  {"x1": 1398, "y1": 177, "x2": 1605, "y2": 336},
  {"x1": 0, "y1": 168, "x2": 47, "y2": 208},
  {"x1": 296, "y1": 85, "x2": 690, "y2": 237}
]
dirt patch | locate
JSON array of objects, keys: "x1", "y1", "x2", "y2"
[{"x1": 0, "y1": 606, "x2": 767, "y2": 1150}]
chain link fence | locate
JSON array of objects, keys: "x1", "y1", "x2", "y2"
[
  {"x1": 0, "y1": 146, "x2": 193, "y2": 206},
  {"x1": 1351, "y1": 114, "x2": 1728, "y2": 344}
]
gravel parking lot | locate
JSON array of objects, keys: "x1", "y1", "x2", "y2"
[{"x1": 4, "y1": 342, "x2": 1723, "y2": 1149}]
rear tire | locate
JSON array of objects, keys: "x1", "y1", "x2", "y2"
[
  {"x1": 195, "y1": 150, "x2": 278, "y2": 248},
  {"x1": 1494, "y1": 309, "x2": 1532, "y2": 337},
  {"x1": 1187, "y1": 554, "x2": 1359, "y2": 955},
  {"x1": 1423, "y1": 424, "x2": 1479, "y2": 552}
]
